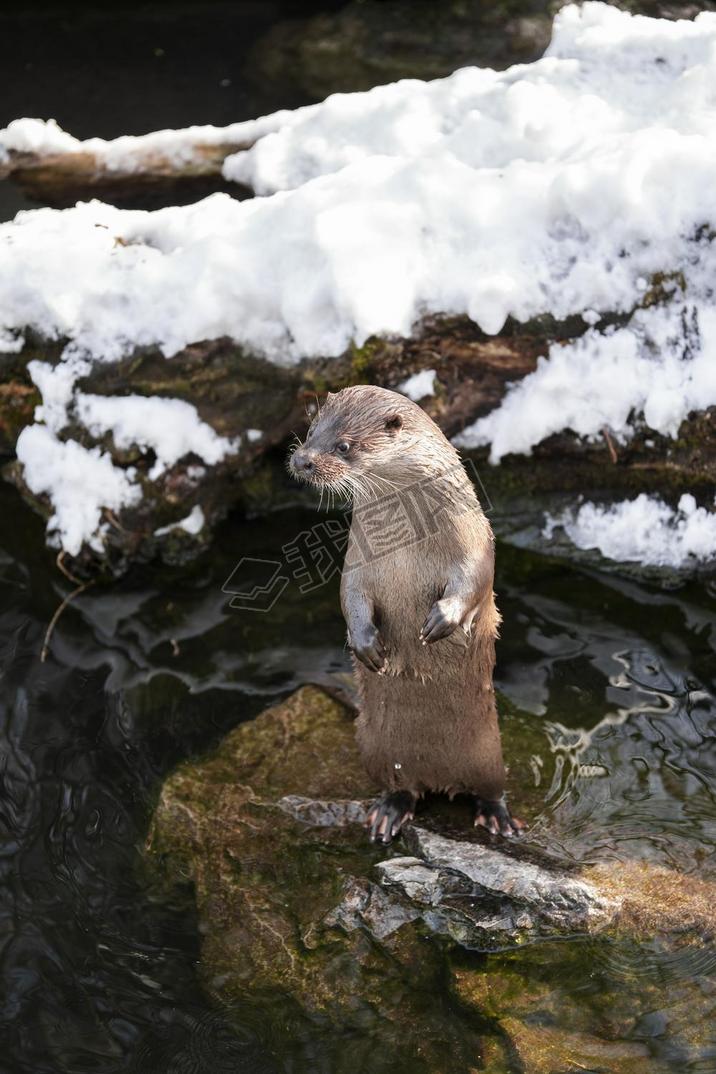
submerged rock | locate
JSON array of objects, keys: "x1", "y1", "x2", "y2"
[
  {"x1": 147, "y1": 684, "x2": 716, "y2": 1071},
  {"x1": 248, "y1": 0, "x2": 553, "y2": 101},
  {"x1": 147, "y1": 685, "x2": 482, "y2": 1071},
  {"x1": 248, "y1": 0, "x2": 715, "y2": 101}
]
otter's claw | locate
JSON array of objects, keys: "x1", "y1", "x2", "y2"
[
  {"x1": 365, "y1": 791, "x2": 416, "y2": 845},
  {"x1": 474, "y1": 797, "x2": 525, "y2": 838},
  {"x1": 351, "y1": 626, "x2": 386, "y2": 673},
  {"x1": 420, "y1": 599, "x2": 461, "y2": 644}
]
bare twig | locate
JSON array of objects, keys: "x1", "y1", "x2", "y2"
[
  {"x1": 601, "y1": 426, "x2": 618, "y2": 464},
  {"x1": 41, "y1": 579, "x2": 96, "y2": 663},
  {"x1": 103, "y1": 507, "x2": 128, "y2": 533},
  {"x1": 55, "y1": 550, "x2": 82, "y2": 586}
]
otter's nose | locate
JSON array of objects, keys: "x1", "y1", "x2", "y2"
[{"x1": 291, "y1": 449, "x2": 314, "y2": 473}]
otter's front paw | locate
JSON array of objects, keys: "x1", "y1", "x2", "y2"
[
  {"x1": 420, "y1": 597, "x2": 464, "y2": 644},
  {"x1": 350, "y1": 625, "x2": 386, "y2": 673},
  {"x1": 474, "y1": 797, "x2": 526, "y2": 838}
]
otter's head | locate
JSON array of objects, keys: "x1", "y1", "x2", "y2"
[{"x1": 289, "y1": 384, "x2": 454, "y2": 501}]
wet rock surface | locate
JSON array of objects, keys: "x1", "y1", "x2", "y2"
[
  {"x1": 248, "y1": 0, "x2": 716, "y2": 101},
  {"x1": 248, "y1": 0, "x2": 553, "y2": 101},
  {"x1": 148, "y1": 683, "x2": 716, "y2": 1072}
]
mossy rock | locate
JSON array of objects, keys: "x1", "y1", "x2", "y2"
[
  {"x1": 453, "y1": 938, "x2": 716, "y2": 1073},
  {"x1": 147, "y1": 685, "x2": 716, "y2": 1071},
  {"x1": 148, "y1": 685, "x2": 489, "y2": 1072}
]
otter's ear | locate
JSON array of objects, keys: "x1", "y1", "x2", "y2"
[{"x1": 385, "y1": 414, "x2": 403, "y2": 433}]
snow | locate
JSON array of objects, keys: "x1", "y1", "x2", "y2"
[
  {"x1": 26, "y1": 358, "x2": 237, "y2": 476},
  {"x1": 0, "y1": 329, "x2": 23, "y2": 352},
  {"x1": 455, "y1": 303, "x2": 716, "y2": 462},
  {"x1": 223, "y1": 2, "x2": 716, "y2": 195},
  {"x1": 29, "y1": 357, "x2": 90, "y2": 434},
  {"x1": 16, "y1": 425, "x2": 140, "y2": 556},
  {"x1": 154, "y1": 505, "x2": 205, "y2": 537},
  {"x1": 75, "y1": 394, "x2": 237, "y2": 479},
  {"x1": 0, "y1": 117, "x2": 81, "y2": 158},
  {"x1": 544, "y1": 494, "x2": 716, "y2": 568},
  {"x1": 3, "y1": 3, "x2": 716, "y2": 371},
  {"x1": 21, "y1": 361, "x2": 235, "y2": 551},
  {"x1": 398, "y1": 369, "x2": 437, "y2": 401}
]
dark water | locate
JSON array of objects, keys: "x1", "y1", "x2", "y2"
[
  {"x1": 1, "y1": 477, "x2": 715, "y2": 1072},
  {"x1": 0, "y1": 0, "x2": 329, "y2": 222}
]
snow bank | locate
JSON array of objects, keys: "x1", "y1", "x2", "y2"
[
  {"x1": 20, "y1": 360, "x2": 236, "y2": 553},
  {"x1": 27, "y1": 358, "x2": 236, "y2": 474},
  {"x1": 544, "y1": 494, "x2": 716, "y2": 568},
  {"x1": 16, "y1": 425, "x2": 140, "y2": 556},
  {"x1": 75, "y1": 394, "x2": 236, "y2": 479},
  {"x1": 3, "y1": 3, "x2": 716, "y2": 368},
  {"x1": 0, "y1": 118, "x2": 80, "y2": 158},
  {"x1": 223, "y1": 3, "x2": 716, "y2": 196},
  {"x1": 456, "y1": 302, "x2": 716, "y2": 461}
]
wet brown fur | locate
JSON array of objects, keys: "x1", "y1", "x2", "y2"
[{"x1": 290, "y1": 385, "x2": 506, "y2": 802}]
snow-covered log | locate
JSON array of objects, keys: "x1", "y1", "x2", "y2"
[
  {"x1": 4, "y1": 310, "x2": 715, "y2": 579},
  {"x1": 1, "y1": 3, "x2": 716, "y2": 576},
  {"x1": 0, "y1": 113, "x2": 296, "y2": 206}
]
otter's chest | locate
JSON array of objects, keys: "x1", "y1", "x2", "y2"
[{"x1": 343, "y1": 526, "x2": 452, "y2": 612}]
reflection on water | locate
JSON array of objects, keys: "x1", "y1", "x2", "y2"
[
  {"x1": 497, "y1": 555, "x2": 716, "y2": 876},
  {"x1": 1, "y1": 480, "x2": 715, "y2": 1072}
]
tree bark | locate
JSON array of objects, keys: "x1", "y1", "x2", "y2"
[
  {"x1": 3, "y1": 313, "x2": 714, "y2": 576},
  {"x1": 1, "y1": 139, "x2": 255, "y2": 208}
]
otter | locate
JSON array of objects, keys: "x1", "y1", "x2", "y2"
[{"x1": 289, "y1": 385, "x2": 523, "y2": 844}]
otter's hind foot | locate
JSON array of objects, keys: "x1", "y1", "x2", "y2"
[
  {"x1": 366, "y1": 791, "x2": 416, "y2": 845},
  {"x1": 474, "y1": 796, "x2": 525, "y2": 838}
]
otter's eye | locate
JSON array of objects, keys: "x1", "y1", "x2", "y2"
[{"x1": 335, "y1": 441, "x2": 350, "y2": 454}]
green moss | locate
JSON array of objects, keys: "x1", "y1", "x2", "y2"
[
  {"x1": 349, "y1": 337, "x2": 379, "y2": 377},
  {"x1": 452, "y1": 934, "x2": 716, "y2": 1074}
]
